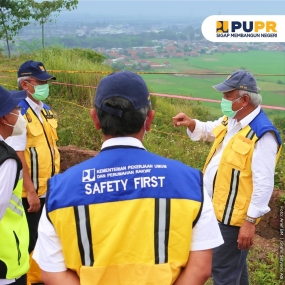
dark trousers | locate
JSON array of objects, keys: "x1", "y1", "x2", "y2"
[
  {"x1": 10, "y1": 274, "x2": 27, "y2": 285},
  {"x1": 212, "y1": 223, "x2": 249, "y2": 285},
  {"x1": 22, "y1": 198, "x2": 45, "y2": 253}
]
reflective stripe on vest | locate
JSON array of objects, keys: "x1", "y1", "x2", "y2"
[
  {"x1": 29, "y1": 147, "x2": 39, "y2": 193},
  {"x1": 7, "y1": 193, "x2": 23, "y2": 216},
  {"x1": 74, "y1": 199, "x2": 172, "y2": 267},
  {"x1": 154, "y1": 198, "x2": 170, "y2": 264},
  {"x1": 74, "y1": 205, "x2": 94, "y2": 266}
]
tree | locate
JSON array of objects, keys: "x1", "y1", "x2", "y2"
[
  {"x1": 183, "y1": 26, "x2": 195, "y2": 41},
  {"x1": 0, "y1": 0, "x2": 31, "y2": 57},
  {"x1": 29, "y1": 0, "x2": 78, "y2": 48}
]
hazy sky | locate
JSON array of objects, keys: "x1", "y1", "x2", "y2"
[{"x1": 67, "y1": 0, "x2": 285, "y2": 18}]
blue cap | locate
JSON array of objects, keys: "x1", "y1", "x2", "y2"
[
  {"x1": 0, "y1": 86, "x2": 27, "y2": 117},
  {"x1": 213, "y1": 70, "x2": 258, "y2": 93},
  {"x1": 95, "y1": 71, "x2": 150, "y2": 117},
  {"x1": 18, "y1": 60, "x2": 56, "y2": 80}
]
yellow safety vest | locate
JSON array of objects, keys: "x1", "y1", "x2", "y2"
[
  {"x1": 49, "y1": 198, "x2": 201, "y2": 285},
  {"x1": 47, "y1": 147, "x2": 204, "y2": 285},
  {"x1": 203, "y1": 115, "x2": 282, "y2": 226},
  {"x1": 22, "y1": 104, "x2": 60, "y2": 197},
  {"x1": 0, "y1": 141, "x2": 29, "y2": 279}
]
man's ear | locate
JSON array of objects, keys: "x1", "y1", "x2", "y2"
[
  {"x1": 0, "y1": 116, "x2": 7, "y2": 124},
  {"x1": 145, "y1": 110, "x2": 155, "y2": 132},
  {"x1": 20, "y1": 80, "x2": 29, "y2": 90},
  {"x1": 242, "y1": 94, "x2": 251, "y2": 106},
  {"x1": 90, "y1": 108, "x2": 101, "y2": 130}
]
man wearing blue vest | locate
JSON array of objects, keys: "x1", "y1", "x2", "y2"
[
  {"x1": 173, "y1": 70, "x2": 282, "y2": 285},
  {"x1": 33, "y1": 70, "x2": 223, "y2": 285},
  {"x1": 0, "y1": 86, "x2": 29, "y2": 285}
]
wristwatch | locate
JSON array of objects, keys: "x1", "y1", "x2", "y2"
[{"x1": 246, "y1": 216, "x2": 256, "y2": 224}]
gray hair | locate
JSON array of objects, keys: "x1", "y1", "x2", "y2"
[
  {"x1": 239, "y1": 89, "x2": 262, "y2": 107},
  {"x1": 17, "y1": 76, "x2": 32, "y2": 90}
]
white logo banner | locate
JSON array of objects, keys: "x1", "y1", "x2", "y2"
[{"x1": 202, "y1": 15, "x2": 285, "y2": 42}]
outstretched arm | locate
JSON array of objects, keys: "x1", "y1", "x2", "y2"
[
  {"x1": 173, "y1": 113, "x2": 223, "y2": 142},
  {"x1": 174, "y1": 249, "x2": 212, "y2": 285}
]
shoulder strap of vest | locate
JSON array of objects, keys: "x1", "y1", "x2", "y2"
[
  {"x1": 43, "y1": 103, "x2": 51, "y2": 110},
  {"x1": 19, "y1": 99, "x2": 52, "y2": 114},
  {"x1": 250, "y1": 109, "x2": 282, "y2": 147},
  {"x1": 0, "y1": 141, "x2": 22, "y2": 190},
  {"x1": 18, "y1": 99, "x2": 29, "y2": 115}
]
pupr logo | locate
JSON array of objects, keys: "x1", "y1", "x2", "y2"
[
  {"x1": 202, "y1": 15, "x2": 285, "y2": 42},
  {"x1": 216, "y1": 21, "x2": 228, "y2": 33},
  {"x1": 82, "y1": 169, "x2": 96, "y2": 182},
  {"x1": 216, "y1": 21, "x2": 277, "y2": 33}
]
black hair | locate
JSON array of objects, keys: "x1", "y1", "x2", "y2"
[{"x1": 95, "y1": 97, "x2": 151, "y2": 136}]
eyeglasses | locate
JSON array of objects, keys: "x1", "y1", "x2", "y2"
[{"x1": 26, "y1": 80, "x2": 49, "y2": 86}]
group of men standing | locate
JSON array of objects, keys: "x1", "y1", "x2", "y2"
[
  {"x1": 0, "y1": 60, "x2": 59, "y2": 285},
  {"x1": 0, "y1": 63, "x2": 282, "y2": 285}
]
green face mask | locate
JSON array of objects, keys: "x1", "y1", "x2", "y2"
[
  {"x1": 220, "y1": 97, "x2": 243, "y2": 118},
  {"x1": 26, "y1": 81, "x2": 50, "y2": 101}
]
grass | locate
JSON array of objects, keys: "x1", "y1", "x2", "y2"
[
  {"x1": 150, "y1": 50, "x2": 285, "y2": 75},
  {"x1": 205, "y1": 243, "x2": 284, "y2": 285},
  {"x1": 140, "y1": 50, "x2": 285, "y2": 119}
]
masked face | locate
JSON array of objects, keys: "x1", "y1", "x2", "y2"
[
  {"x1": 6, "y1": 112, "x2": 27, "y2": 136},
  {"x1": 220, "y1": 96, "x2": 244, "y2": 118},
  {"x1": 26, "y1": 81, "x2": 50, "y2": 101}
]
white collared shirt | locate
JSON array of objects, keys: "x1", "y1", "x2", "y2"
[
  {"x1": 33, "y1": 137, "x2": 223, "y2": 272},
  {"x1": 187, "y1": 106, "x2": 278, "y2": 218},
  {"x1": 0, "y1": 135, "x2": 17, "y2": 221}
]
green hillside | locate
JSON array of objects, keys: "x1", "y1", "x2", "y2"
[{"x1": 141, "y1": 50, "x2": 285, "y2": 118}]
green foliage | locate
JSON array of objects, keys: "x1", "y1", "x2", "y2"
[
  {"x1": 29, "y1": 0, "x2": 78, "y2": 48},
  {"x1": 46, "y1": 97, "x2": 102, "y2": 150},
  {"x1": 27, "y1": 46, "x2": 110, "y2": 105},
  {"x1": 280, "y1": 194, "x2": 285, "y2": 204},
  {"x1": 248, "y1": 246, "x2": 284, "y2": 285},
  {"x1": 273, "y1": 116, "x2": 285, "y2": 190},
  {"x1": 46, "y1": 33, "x2": 156, "y2": 49},
  {"x1": 71, "y1": 48, "x2": 105, "y2": 64},
  {"x1": 29, "y1": 0, "x2": 78, "y2": 22},
  {"x1": 0, "y1": 0, "x2": 31, "y2": 57},
  {"x1": 16, "y1": 38, "x2": 43, "y2": 54},
  {"x1": 143, "y1": 97, "x2": 213, "y2": 169},
  {"x1": 206, "y1": 246, "x2": 284, "y2": 285},
  {"x1": 274, "y1": 116, "x2": 285, "y2": 134}
]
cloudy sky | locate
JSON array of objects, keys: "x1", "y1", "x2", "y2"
[{"x1": 70, "y1": 0, "x2": 285, "y2": 18}]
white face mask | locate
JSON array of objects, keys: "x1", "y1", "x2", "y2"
[{"x1": 6, "y1": 113, "x2": 27, "y2": 136}]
